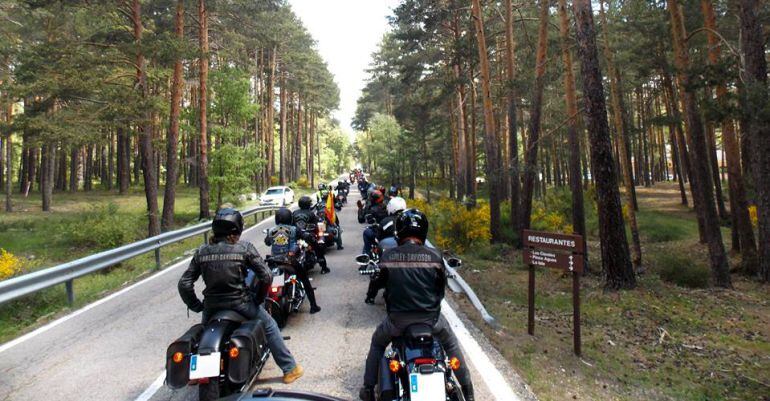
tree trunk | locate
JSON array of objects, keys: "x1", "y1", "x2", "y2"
[
  {"x1": 558, "y1": 0, "x2": 585, "y2": 240},
  {"x1": 198, "y1": 0, "x2": 211, "y2": 219},
  {"x1": 504, "y1": 0, "x2": 521, "y2": 243},
  {"x1": 599, "y1": 0, "x2": 642, "y2": 271},
  {"x1": 668, "y1": 0, "x2": 731, "y2": 287},
  {"x1": 573, "y1": 0, "x2": 635, "y2": 289},
  {"x1": 520, "y1": 0, "x2": 550, "y2": 236},
  {"x1": 279, "y1": 70, "x2": 287, "y2": 185},
  {"x1": 162, "y1": 0, "x2": 184, "y2": 231},
  {"x1": 701, "y1": 0, "x2": 757, "y2": 272},
  {"x1": 41, "y1": 144, "x2": 54, "y2": 212},
  {"x1": 738, "y1": 0, "x2": 770, "y2": 281},
  {"x1": 470, "y1": 0, "x2": 501, "y2": 242}
]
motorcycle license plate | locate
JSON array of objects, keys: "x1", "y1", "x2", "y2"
[
  {"x1": 409, "y1": 373, "x2": 446, "y2": 401},
  {"x1": 189, "y1": 352, "x2": 220, "y2": 379},
  {"x1": 271, "y1": 275, "x2": 284, "y2": 287}
]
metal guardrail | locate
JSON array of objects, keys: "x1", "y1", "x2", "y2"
[{"x1": 0, "y1": 204, "x2": 280, "y2": 306}]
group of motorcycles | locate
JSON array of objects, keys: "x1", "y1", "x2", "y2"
[
  {"x1": 165, "y1": 181, "x2": 350, "y2": 401},
  {"x1": 352, "y1": 178, "x2": 469, "y2": 401}
]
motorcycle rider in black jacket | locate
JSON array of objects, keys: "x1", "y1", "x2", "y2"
[
  {"x1": 177, "y1": 207, "x2": 304, "y2": 384},
  {"x1": 361, "y1": 190, "x2": 388, "y2": 255},
  {"x1": 364, "y1": 196, "x2": 406, "y2": 305},
  {"x1": 359, "y1": 209, "x2": 474, "y2": 401},
  {"x1": 292, "y1": 196, "x2": 330, "y2": 274}
]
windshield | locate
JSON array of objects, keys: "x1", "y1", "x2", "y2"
[{"x1": 265, "y1": 189, "x2": 284, "y2": 195}]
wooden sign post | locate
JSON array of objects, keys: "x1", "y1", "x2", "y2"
[{"x1": 522, "y1": 229, "x2": 585, "y2": 356}]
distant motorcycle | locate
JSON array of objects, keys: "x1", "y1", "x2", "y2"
[
  {"x1": 166, "y1": 310, "x2": 270, "y2": 401},
  {"x1": 314, "y1": 206, "x2": 342, "y2": 250}
]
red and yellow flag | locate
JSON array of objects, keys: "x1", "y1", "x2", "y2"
[{"x1": 325, "y1": 190, "x2": 336, "y2": 223}]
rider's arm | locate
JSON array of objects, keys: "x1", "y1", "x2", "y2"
[
  {"x1": 178, "y1": 251, "x2": 204, "y2": 312},
  {"x1": 264, "y1": 229, "x2": 273, "y2": 246},
  {"x1": 245, "y1": 242, "x2": 272, "y2": 286}
]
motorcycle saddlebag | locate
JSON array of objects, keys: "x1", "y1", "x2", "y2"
[
  {"x1": 378, "y1": 356, "x2": 397, "y2": 401},
  {"x1": 166, "y1": 324, "x2": 204, "y2": 389},
  {"x1": 227, "y1": 319, "x2": 268, "y2": 384}
]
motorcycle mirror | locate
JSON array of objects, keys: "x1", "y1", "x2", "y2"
[
  {"x1": 356, "y1": 200, "x2": 363, "y2": 209},
  {"x1": 355, "y1": 254, "x2": 370, "y2": 265},
  {"x1": 262, "y1": 228, "x2": 268, "y2": 234},
  {"x1": 446, "y1": 257, "x2": 462, "y2": 268}
]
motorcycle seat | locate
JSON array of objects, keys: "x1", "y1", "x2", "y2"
[
  {"x1": 208, "y1": 310, "x2": 248, "y2": 323},
  {"x1": 404, "y1": 323, "x2": 434, "y2": 342}
]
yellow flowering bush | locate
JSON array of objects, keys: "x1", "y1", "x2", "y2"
[
  {"x1": 531, "y1": 206, "x2": 574, "y2": 234},
  {"x1": 408, "y1": 198, "x2": 491, "y2": 253},
  {"x1": 749, "y1": 205, "x2": 758, "y2": 228},
  {"x1": 0, "y1": 249, "x2": 23, "y2": 281}
]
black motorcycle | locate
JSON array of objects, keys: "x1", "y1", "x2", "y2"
[
  {"x1": 166, "y1": 311, "x2": 270, "y2": 401},
  {"x1": 264, "y1": 255, "x2": 307, "y2": 328}
]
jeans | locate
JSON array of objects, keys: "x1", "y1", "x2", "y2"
[
  {"x1": 362, "y1": 227, "x2": 377, "y2": 255},
  {"x1": 362, "y1": 315, "x2": 471, "y2": 388},
  {"x1": 202, "y1": 302, "x2": 297, "y2": 374}
]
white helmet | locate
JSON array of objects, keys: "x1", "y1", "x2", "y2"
[{"x1": 387, "y1": 196, "x2": 407, "y2": 215}]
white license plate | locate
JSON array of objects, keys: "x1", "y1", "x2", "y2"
[
  {"x1": 189, "y1": 352, "x2": 221, "y2": 379},
  {"x1": 271, "y1": 275, "x2": 284, "y2": 287},
  {"x1": 409, "y1": 373, "x2": 446, "y2": 401}
]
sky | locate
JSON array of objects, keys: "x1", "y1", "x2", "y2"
[{"x1": 288, "y1": 0, "x2": 401, "y2": 137}]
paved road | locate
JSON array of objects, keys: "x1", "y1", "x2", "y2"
[{"x1": 0, "y1": 189, "x2": 526, "y2": 401}]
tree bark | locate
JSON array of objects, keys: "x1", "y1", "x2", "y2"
[
  {"x1": 520, "y1": 0, "x2": 550, "y2": 235},
  {"x1": 278, "y1": 70, "x2": 287, "y2": 185},
  {"x1": 599, "y1": 0, "x2": 642, "y2": 271},
  {"x1": 504, "y1": 0, "x2": 521, "y2": 243},
  {"x1": 668, "y1": 0, "x2": 731, "y2": 287},
  {"x1": 701, "y1": 0, "x2": 757, "y2": 272},
  {"x1": 41, "y1": 144, "x2": 54, "y2": 212},
  {"x1": 470, "y1": 0, "x2": 501, "y2": 242},
  {"x1": 132, "y1": 0, "x2": 160, "y2": 236},
  {"x1": 162, "y1": 0, "x2": 184, "y2": 231},
  {"x1": 198, "y1": 0, "x2": 211, "y2": 219},
  {"x1": 557, "y1": 0, "x2": 585, "y2": 239},
  {"x1": 738, "y1": 0, "x2": 770, "y2": 281},
  {"x1": 572, "y1": 0, "x2": 635, "y2": 289}
]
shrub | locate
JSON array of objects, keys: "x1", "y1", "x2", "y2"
[
  {"x1": 0, "y1": 249, "x2": 23, "y2": 281},
  {"x1": 409, "y1": 198, "x2": 491, "y2": 253},
  {"x1": 296, "y1": 176, "x2": 310, "y2": 188},
  {"x1": 61, "y1": 203, "x2": 140, "y2": 250},
  {"x1": 657, "y1": 254, "x2": 710, "y2": 288}
]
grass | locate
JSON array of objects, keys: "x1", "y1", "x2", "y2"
[
  {"x1": 0, "y1": 182, "x2": 322, "y2": 344},
  {"x1": 449, "y1": 183, "x2": 770, "y2": 401}
]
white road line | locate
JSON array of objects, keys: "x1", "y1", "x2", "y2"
[
  {"x1": 442, "y1": 300, "x2": 522, "y2": 401},
  {"x1": 0, "y1": 212, "x2": 277, "y2": 355},
  {"x1": 134, "y1": 372, "x2": 166, "y2": 401}
]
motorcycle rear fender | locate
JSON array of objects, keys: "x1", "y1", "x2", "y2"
[
  {"x1": 165, "y1": 324, "x2": 204, "y2": 389},
  {"x1": 198, "y1": 318, "x2": 240, "y2": 355},
  {"x1": 227, "y1": 319, "x2": 268, "y2": 384}
]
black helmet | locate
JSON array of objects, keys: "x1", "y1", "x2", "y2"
[
  {"x1": 212, "y1": 208, "x2": 244, "y2": 237},
  {"x1": 388, "y1": 185, "x2": 399, "y2": 197},
  {"x1": 318, "y1": 183, "x2": 327, "y2": 191},
  {"x1": 299, "y1": 195, "x2": 313, "y2": 210},
  {"x1": 275, "y1": 207, "x2": 293, "y2": 225},
  {"x1": 395, "y1": 208, "x2": 429, "y2": 243}
]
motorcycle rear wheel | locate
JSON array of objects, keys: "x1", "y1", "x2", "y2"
[{"x1": 198, "y1": 379, "x2": 222, "y2": 401}]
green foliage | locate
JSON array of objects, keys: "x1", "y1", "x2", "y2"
[
  {"x1": 656, "y1": 254, "x2": 710, "y2": 288},
  {"x1": 318, "y1": 119, "x2": 353, "y2": 176},
  {"x1": 409, "y1": 198, "x2": 491, "y2": 253},
  {"x1": 60, "y1": 203, "x2": 140, "y2": 250}
]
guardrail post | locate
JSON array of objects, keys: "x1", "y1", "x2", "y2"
[
  {"x1": 203, "y1": 232, "x2": 208, "y2": 245},
  {"x1": 155, "y1": 247, "x2": 161, "y2": 270},
  {"x1": 66, "y1": 280, "x2": 74, "y2": 305}
]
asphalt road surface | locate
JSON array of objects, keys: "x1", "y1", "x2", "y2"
[{"x1": 0, "y1": 189, "x2": 530, "y2": 401}]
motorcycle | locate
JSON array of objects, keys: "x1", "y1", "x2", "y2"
[
  {"x1": 264, "y1": 254, "x2": 307, "y2": 329},
  {"x1": 314, "y1": 206, "x2": 342, "y2": 250},
  {"x1": 166, "y1": 310, "x2": 270, "y2": 401}
]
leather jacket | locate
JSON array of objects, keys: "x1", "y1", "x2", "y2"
[
  {"x1": 365, "y1": 203, "x2": 388, "y2": 224},
  {"x1": 374, "y1": 241, "x2": 447, "y2": 320},
  {"x1": 264, "y1": 224, "x2": 298, "y2": 264},
  {"x1": 178, "y1": 240, "x2": 271, "y2": 312}
]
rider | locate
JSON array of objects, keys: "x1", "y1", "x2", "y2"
[
  {"x1": 293, "y1": 195, "x2": 331, "y2": 274},
  {"x1": 361, "y1": 190, "x2": 388, "y2": 255},
  {"x1": 359, "y1": 209, "x2": 474, "y2": 401},
  {"x1": 264, "y1": 207, "x2": 321, "y2": 314},
  {"x1": 364, "y1": 196, "x2": 406, "y2": 305},
  {"x1": 177, "y1": 207, "x2": 304, "y2": 384}
]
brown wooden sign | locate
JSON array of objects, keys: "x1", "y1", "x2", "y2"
[
  {"x1": 521, "y1": 229, "x2": 585, "y2": 356},
  {"x1": 523, "y1": 249, "x2": 584, "y2": 273},
  {"x1": 522, "y1": 230, "x2": 584, "y2": 253}
]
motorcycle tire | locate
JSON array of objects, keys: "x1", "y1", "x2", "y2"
[
  {"x1": 265, "y1": 300, "x2": 287, "y2": 329},
  {"x1": 198, "y1": 379, "x2": 222, "y2": 401}
]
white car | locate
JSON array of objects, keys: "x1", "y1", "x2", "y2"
[{"x1": 260, "y1": 186, "x2": 294, "y2": 206}]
